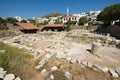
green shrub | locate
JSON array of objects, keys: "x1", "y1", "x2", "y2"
[{"x1": 65, "y1": 25, "x2": 71, "y2": 32}]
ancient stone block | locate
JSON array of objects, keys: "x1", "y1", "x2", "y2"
[
  {"x1": 91, "y1": 42, "x2": 102, "y2": 54},
  {"x1": 51, "y1": 66, "x2": 58, "y2": 71},
  {"x1": 4, "y1": 74, "x2": 15, "y2": 80},
  {"x1": 108, "y1": 69, "x2": 118, "y2": 77},
  {"x1": 115, "y1": 68, "x2": 120, "y2": 76},
  {"x1": 65, "y1": 71, "x2": 72, "y2": 79}
]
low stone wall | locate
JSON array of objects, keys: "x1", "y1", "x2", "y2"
[{"x1": 59, "y1": 56, "x2": 120, "y2": 78}]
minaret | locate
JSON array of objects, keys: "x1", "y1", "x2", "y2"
[{"x1": 67, "y1": 7, "x2": 69, "y2": 16}]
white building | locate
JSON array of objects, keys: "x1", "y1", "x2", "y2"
[
  {"x1": 89, "y1": 10, "x2": 101, "y2": 15},
  {"x1": 62, "y1": 16, "x2": 79, "y2": 24},
  {"x1": 72, "y1": 12, "x2": 87, "y2": 19},
  {"x1": 15, "y1": 16, "x2": 22, "y2": 22},
  {"x1": 89, "y1": 10, "x2": 101, "y2": 22},
  {"x1": 49, "y1": 17, "x2": 58, "y2": 24},
  {"x1": 62, "y1": 7, "x2": 80, "y2": 24},
  {"x1": 62, "y1": 12, "x2": 87, "y2": 24},
  {"x1": 33, "y1": 17, "x2": 49, "y2": 23}
]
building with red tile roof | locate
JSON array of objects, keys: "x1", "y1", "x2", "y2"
[
  {"x1": 40, "y1": 24, "x2": 65, "y2": 31},
  {"x1": 15, "y1": 23, "x2": 38, "y2": 30},
  {"x1": 14, "y1": 23, "x2": 38, "y2": 33}
]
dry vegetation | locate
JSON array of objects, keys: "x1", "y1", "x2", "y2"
[{"x1": 0, "y1": 42, "x2": 45, "y2": 80}]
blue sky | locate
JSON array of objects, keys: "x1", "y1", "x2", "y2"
[{"x1": 0, "y1": 0, "x2": 120, "y2": 19}]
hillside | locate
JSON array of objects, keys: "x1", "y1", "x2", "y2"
[{"x1": 43, "y1": 12, "x2": 65, "y2": 18}]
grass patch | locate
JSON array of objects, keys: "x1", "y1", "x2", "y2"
[{"x1": 0, "y1": 42, "x2": 33, "y2": 79}]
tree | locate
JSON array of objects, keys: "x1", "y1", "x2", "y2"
[
  {"x1": 6, "y1": 17, "x2": 18, "y2": 24},
  {"x1": 65, "y1": 24, "x2": 71, "y2": 32},
  {"x1": 0, "y1": 17, "x2": 7, "y2": 29},
  {"x1": 43, "y1": 20, "x2": 48, "y2": 25},
  {"x1": 0, "y1": 17, "x2": 6, "y2": 24},
  {"x1": 66, "y1": 20, "x2": 77, "y2": 25},
  {"x1": 78, "y1": 17, "x2": 88, "y2": 25},
  {"x1": 21, "y1": 20, "x2": 27, "y2": 23},
  {"x1": 28, "y1": 19, "x2": 36, "y2": 25},
  {"x1": 65, "y1": 20, "x2": 71, "y2": 31},
  {"x1": 0, "y1": 17, "x2": 3, "y2": 23},
  {"x1": 36, "y1": 23, "x2": 44, "y2": 27},
  {"x1": 54, "y1": 18, "x2": 62, "y2": 24},
  {"x1": 97, "y1": 4, "x2": 120, "y2": 26}
]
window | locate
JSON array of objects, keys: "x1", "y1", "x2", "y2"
[
  {"x1": 74, "y1": 18, "x2": 76, "y2": 20},
  {"x1": 72, "y1": 18, "x2": 74, "y2": 20}
]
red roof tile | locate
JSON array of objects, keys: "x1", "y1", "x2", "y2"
[{"x1": 16, "y1": 23, "x2": 38, "y2": 30}]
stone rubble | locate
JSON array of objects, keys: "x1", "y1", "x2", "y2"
[
  {"x1": 76, "y1": 60, "x2": 81, "y2": 64},
  {"x1": 70, "y1": 58, "x2": 76, "y2": 64},
  {"x1": 81, "y1": 61, "x2": 88, "y2": 66},
  {"x1": 62, "y1": 56, "x2": 120, "y2": 77},
  {"x1": 0, "y1": 67, "x2": 21, "y2": 80},
  {"x1": 0, "y1": 30, "x2": 120, "y2": 78},
  {"x1": 50, "y1": 75, "x2": 54, "y2": 80},
  {"x1": 41, "y1": 69, "x2": 48, "y2": 77},
  {"x1": 51, "y1": 66, "x2": 58, "y2": 71},
  {"x1": 35, "y1": 53, "x2": 55, "y2": 70},
  {"x1": 87, "y1": 62, "x2": 93, "y2": 68},
  {"x1": 14, "y1": 77, "x2": 21, "y2": 80},
  {"x1": 93, "y1": 64, "x2": 108, "y2": 73},
  {"x1": 109, "y1": 69, "x2": 119, "y2": 77},
  {"x1": 4, "y1": 74, "x2": 15, "y2": 80},
  {"x1": 65, "y1": 71, "x2": 72, "y2": 79},
  {"x1": 115, "y1": 68, "x2": 120, "y2": 76}
]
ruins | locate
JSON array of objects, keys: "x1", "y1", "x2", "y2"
[{"x1": 0, "y1": 29, "x2": 120, "y2": 79}]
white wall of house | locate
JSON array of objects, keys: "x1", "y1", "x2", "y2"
[
  {"x1": 34, "y1": 17, "x2": 49, "y2": 23},
  {"x1": 89, "y1": 10, "x2": 101, "y2": 22},
  {"x1": 73, "y1": 13, "x2": 86, "y2": 19},
  {"x1": 15, "y1": 16, "x2": 22, "y2": 22},
  {"x1": 62, "y1": 16, "x2": 79, "y2": 24},
  {"x1": 48, "y1": 17, "x2": 57, "y2": 24}
]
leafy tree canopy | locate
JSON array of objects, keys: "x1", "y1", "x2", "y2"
[
  {"x1": 6, "y1": 17, "x2": 18, "y2": 23},
  {"x1": 0, "y1": 17, "x2": 7, "y2": 29},
  {"x1": 0, "y1": 17, "x2": 3, "y2": 23},
  {"x1": 78, "y1": 17, "x2": 88, "y2": 25},
  {"x1": 21, "y1": 20, "x2": 27, "y2": 23},
  {"x1": 97, "y1": 4, "x2": 120, "y2": 24},
  {"x1": 28, "y1": 19, "x2": 36, "y2": 25},
  {"x1": 54, "y1": 18, "x2": 62, "y2": 24},
  {"x1": 66, "y1": 20, "x2": 77, "y2": 25}
]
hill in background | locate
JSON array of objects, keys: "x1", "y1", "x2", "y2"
[{"x1": 43, "y1": 12, "x2": 65, "y2": 18}]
